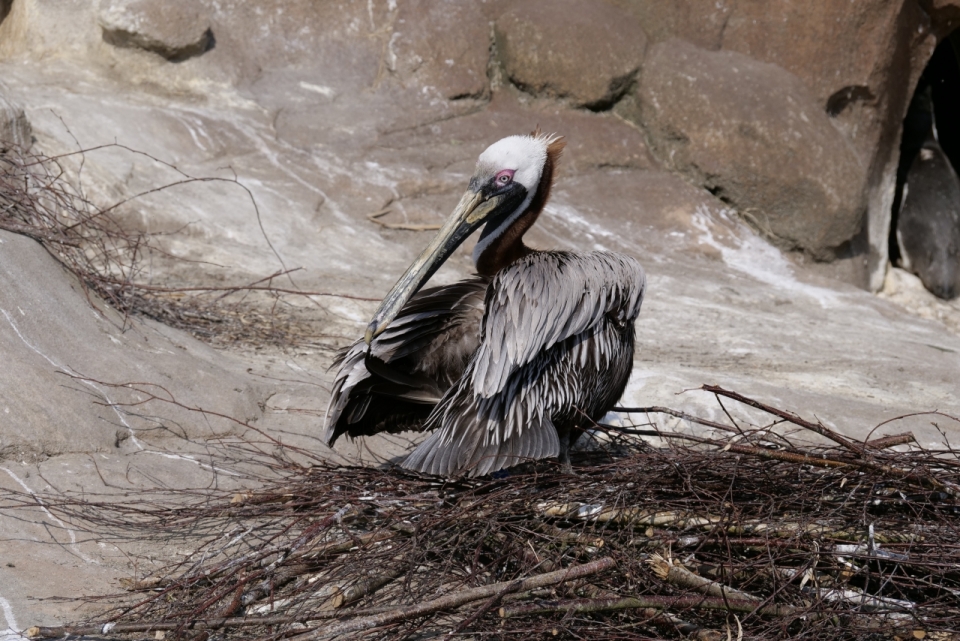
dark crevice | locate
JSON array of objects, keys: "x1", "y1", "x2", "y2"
[
  {"x1": 582, "y1": 71, "x2": 638, "y2": 113},
  {"x1": 826, "y1": 85, "x2": 875, "y2": 117},
  {"x1": 0, "y1": 0, "x2": 11, "y2": 26},
  {"x1": 705, "y1": 184, "x2": 734, "y2": 207},
  {"x1": 890, "y1": 30, "x2": 960, "y2": 265}
]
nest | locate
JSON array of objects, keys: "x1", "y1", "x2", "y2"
[{"x1": 5, "y1": 387, "x2": 958, "y2": 641}]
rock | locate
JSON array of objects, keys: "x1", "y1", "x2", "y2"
[
  {"x1": 923, "y1": 0, "x2": 960, "y2": 36},
  {"x1": 0, "y1": 90, "x2": 31, "y2": 148},
  {"x1": 606, "y1": 0, "x2": 731, "y2": 49},
  {"x1": 897, "y1": 138, "x2": 960, "y2": 299},
  {"x1": 0, "y1": 230, "x2": 266, "y2": 460},
  {"x1": 495, "y1": 0, "x2": 648, "y2": 109},
  {"x1": 612, "y1": 0, "x2": 939, "y2": 289},
  {"x1": 635, "y1": 38, "x2": 866, "y2": 259},
  {"x1": 879, "y1": 265, "x2": 960, "y2": 335},
  {"x1": 390, "y1": 0, "x2": 491, "y2": 100},
  {"x1": 99, "y1": 0, "x2": 212, "y2": 62},
  {"x1": 377, "y1": 90, "x2": 656, "y2": 175}
]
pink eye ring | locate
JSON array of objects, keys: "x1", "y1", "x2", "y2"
[{"x1": 495, "y1": 170, "x2": 514, "y2": 185}]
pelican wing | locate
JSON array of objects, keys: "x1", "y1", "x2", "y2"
[
  {"x1": 403, "y1": 251, "x2": 646, "y2": 476},
  {"x1": 473, "y1": 251, "x2": 646, "y2": 397},
  {"x1": 323, "y1": 278, "x2": 487, "y2": 444}
]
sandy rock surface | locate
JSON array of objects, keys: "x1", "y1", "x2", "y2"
[{"x1": 0, "y1": 0, "x2": 959, "y2": 637}]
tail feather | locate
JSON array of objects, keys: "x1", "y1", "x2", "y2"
[{"x1": 402, "y1": 414, "x2": 560, "y2": 477}]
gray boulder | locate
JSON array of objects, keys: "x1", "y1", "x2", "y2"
[
  {"x1": 391, "y1": 0, "x2": 491, "y2": 100},
  {"x1": 495, "y1": 0, "x2": 648, "y2": 109},
  {"x1": 0, "y1": 230, "x2": 265, "y2": 461},
  {"x1": 634, "y1": 38, "x2": 866, "y2": 259},
  {"x1": 99, "y1": 0, "x2": 212, "y2": 62}
]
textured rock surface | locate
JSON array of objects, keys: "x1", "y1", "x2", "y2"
[
  {"x1": 391, "y1": 0, "x2": 491, "y2": 100},
  {"x1": 0, "y1": 231, "x2": 265, "y2": 460},
  {"x1": 613, "y1": 0, "x2": 939, "y2": 289},
  {"x1": 0, "y1": 0, "x2": 959, "y2": 635},
  {"x1": 496, "y1": 0, "x2": 648, "y2": 108},
  {"x1": 99, "y1": 0, "x2": 212, "y2": 61},
  {"x1": 636, "y1": 39, "x2": 866, "y2": 258}
]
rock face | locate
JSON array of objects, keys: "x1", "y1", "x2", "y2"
[
  {"x1": 495, "y1": 0, "x2": 648, "y2": 109},
  {"x1": 636, "y1": 39, "x2": 866, "y2": 259},
  {"x1": 391, "y1": 0, "x2": 491, "y2": 100},
  {"x1": 0, "y1": 230, "x2": 265, "y2": 460},
  {"x1": 99, "y1": 0, "x2": 212, "y2": 62},
  {"x1": 897, "y1": 139, "x2": 960, "y2": 299},
  {"x1": 613, "y1": 0, "x2": 945, "y2": 288}
]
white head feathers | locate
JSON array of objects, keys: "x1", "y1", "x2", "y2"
[
  {"x1": 470, "y1": 132, "x2": 560, "y2": 267},
  {"x1": 476, "y1": 132, "x2": 560, "y2": 192}
]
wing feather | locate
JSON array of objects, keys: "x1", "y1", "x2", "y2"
[
  {"x1": 474, "y1": 251, "x2": 645, "y2": 398},
  {"x1": 323, "y1": 277, "x2": 487, "y2": 444},
  {"x1": 402, "y1": 250, "x2": 645, "y2": 477}
]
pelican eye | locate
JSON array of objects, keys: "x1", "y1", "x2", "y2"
[{"x1": 495, "y1": 170, "x2": 514, "y2": 186}]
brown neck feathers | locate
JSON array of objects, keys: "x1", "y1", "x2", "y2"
[{"x1": 476, "y1": 135, "x2": 566, "y2": 276}]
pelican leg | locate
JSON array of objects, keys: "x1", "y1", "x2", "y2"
[{"x1": 558, "y1": 430, "x2": 573, "y2": 474}]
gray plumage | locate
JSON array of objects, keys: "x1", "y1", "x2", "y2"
[
  {"x1": 402, "y1": 251, "x2": 645, "y2": 477},
  {"x1": 322, "y1": 132, "x2": 647, "y2": 477},
  {"x1": 324, "y1": 279, "x2": 487, "y2": 442},
  {"x1": 324, "y1": 251, "x2": 645, "y2": 477}
]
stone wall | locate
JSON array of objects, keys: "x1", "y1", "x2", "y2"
[{"x1": 1, "y1": 0, "x2": 956, "y2": 288}]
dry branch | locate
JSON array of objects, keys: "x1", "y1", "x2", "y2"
[
  {"x1": 25, "y1": 615, "x2": 316, "y2": 639},
  {"x1": 499, "y1": 595, "x2": 807, "y2": 619},
  {"x1": 290, "y1": 557, "x2": 616, "y2": 639},
  {"x1": 367, "y1": 207, "x2": 441, "y2": 231},
  {"x1": 647, "y1": 553, "x2": 760, "y2": 602}
]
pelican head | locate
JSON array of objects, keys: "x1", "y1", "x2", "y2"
[{"x1": 364, "y1": 132, "x2": 563, "y2": 344}]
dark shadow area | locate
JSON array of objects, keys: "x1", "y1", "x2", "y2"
[
  {"x1": 889, "y1": 30, "x2": 960, "y2": 298},
  {"x1": 891, "y1": 31, "x2": 960, "y2": 263}
]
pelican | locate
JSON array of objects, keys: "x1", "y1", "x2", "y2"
[{"x1": 323, "y1": 131, "x2": 646, "y2": 477}]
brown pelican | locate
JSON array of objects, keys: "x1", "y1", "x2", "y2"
[{"x1": 323, "y1": 131, "x2": 646, "y2": 477}]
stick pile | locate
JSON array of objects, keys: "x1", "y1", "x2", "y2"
[{"x1": 8, "y1": 388, "x2": 959, "y2": 641}]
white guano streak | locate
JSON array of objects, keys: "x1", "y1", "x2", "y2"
[{"x1": 0, "y1": 308, "x2": 143, "y2": 450}]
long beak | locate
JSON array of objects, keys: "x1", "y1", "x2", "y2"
[{"x1": 364, "y1": 189, "x2": 500, "y2": 344}]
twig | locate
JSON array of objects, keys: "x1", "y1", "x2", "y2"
[
  {"x1": 367, "y1": 208, "x2": 441, "y2": 231},
  {"x1": 26, "y1": 615, "x2": 314, "y2": 639},
  {"x1": 701, "y1": 385, "x2": 867, "y2": 456},
  {"x1": 866, "y1": 433, "x2": 916, "y2": 449},
  {"x1": 646, "y1": 427, "x2": 957, "y2": 496},
  {"x1": 336, "y1": 567, "x2": 406, "y2": 608},
  {"x1": 647, "y1": 553, "x2": 760, "y2": 603},
  {"x1": 813, "y1": 588, "x2": 916, "y2": 614},
  {"x1": 289, "y1": 557, "x2": 616, "y2": 639},
  {"x1": 536, "y1": 502, "x2": 720, "y2": 527},
  {"x1": 613, "y1": 406, "x2": 739, "y2": 434},
  {"x1": 499, "y1": 595, "x2": 808, "y2": 619}
]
